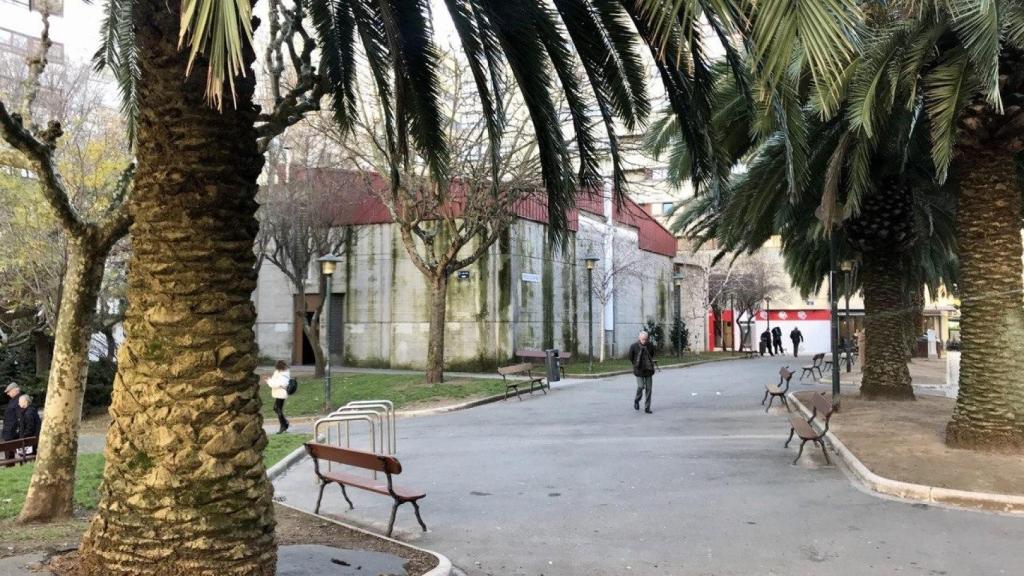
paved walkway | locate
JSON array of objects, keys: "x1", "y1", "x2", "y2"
[{"x1": 273, "y1": 356, "x2": 1024, "y2": 576}]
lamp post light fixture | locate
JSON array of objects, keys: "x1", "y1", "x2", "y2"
[
  {"x1": 584, "y1": 254, "x2": 600, "y2": 373},
  {"x1": 840, "y1": 259, "x2": 855, "y2": 373},
  {"x1": 673, "y1": 272, "x2": 685, "y2": 357},
  {"x1": 318, "y1": 254, "x2": 342, "y2": 413}
]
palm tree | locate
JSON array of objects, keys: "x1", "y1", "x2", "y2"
[
  {"x1": 659, "y1": 100, "x2": 957, "y2": 400},
  {"x1": 76, "y1": 0, "x2": 865, "y2": 571},
  {"x1": 841, "y1": 2, "x2": 1024, "y2": 448}
]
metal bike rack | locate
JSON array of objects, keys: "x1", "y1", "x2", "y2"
[{"x1": 335, "y1": 400, "x2": 396, "y2": 454}]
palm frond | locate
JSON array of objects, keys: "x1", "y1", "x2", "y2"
[
  {"x1": 948, "y1": 0, "x2": 1003, "y2": 112},
  {"x1": 923, "y1": 50, "x2": 973, "y2": 181},
  {"x1": 93, "y1": 0, "x2": 139, "y2": 145},
  {"x1": 178, "y1": 0, "x2": 254, "y2": 108}
]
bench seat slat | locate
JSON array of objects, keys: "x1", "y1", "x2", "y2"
[
  {"x1": 788, "y1": 415, "x2": 817, "y2": 439},
  {"x1": 321, "y1": 470, "x2": 425, "y2": 500}
]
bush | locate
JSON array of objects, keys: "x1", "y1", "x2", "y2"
[
  {"x1": 84, "y1": 357, "x2": 117, "y2": 412},
  {"x1": 669, "y1": 315, "x2": 690, "y2": 353},
  {"x1": 642, "y1": 319, "x2": 666, "y2": 352}
]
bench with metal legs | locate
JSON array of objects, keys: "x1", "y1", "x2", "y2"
[
  {"x1": 307, "y1": 442, "x2": 427, "y2": 537},
  {"x1": 784, "y1": 392, "x2": 835, "y2": 465},
  {"x1": 762, "y1": 367, "x2": 794, "y2": 412}
]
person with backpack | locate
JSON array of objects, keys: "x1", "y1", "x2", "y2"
[
  {"x1": 266, "y1": 360, "x2": 291, "y2": 434},
  {"x1": 630, "y1": 331, "x2": 657, "y2": 414},
  {"x1": 771, "y1": 326, "x2": 784, "y2": 355}
]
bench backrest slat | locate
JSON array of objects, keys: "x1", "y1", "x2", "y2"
[
  {"x1": 305, "y1": 442, "x2": 402, "y2": 474},
  {"x1": 498, "y1": 363, "x2": 533, "y2": 375},
  {"x1": 0, "y1": 436, "x2": 37, "y2": 451},
  {"x1": 779, "y1": 367, "x2": 794, "y2": 380}
]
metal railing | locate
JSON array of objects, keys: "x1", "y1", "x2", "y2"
[{"x1": 312, "y1": 400, "x2": 396, "y2": 477}]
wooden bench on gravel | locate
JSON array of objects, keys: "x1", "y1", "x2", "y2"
[
  {"x1": 497, "y1": 363, "x2": 547, "y2": 400},
  {"x1": 784, "y1": 392, "x2": 835, "y2": 465},
  {"x1": 800, "y1": 353, "x2": 825, "y2": 381},
  {"x1": 306, "y1": 442, "x2": 427, "y2": 537},
  {"x1": 761, "y1": 367, "x2": 794, "y2": 413},
  {"x1": 0, "y1": 436, "x2": 37, "y2": 467}
]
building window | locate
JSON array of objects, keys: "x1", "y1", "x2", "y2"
[
  {"x1": 0, "y1": 27, "x2": 65, "y2": 63},
  {"x1": 661, "y1": 202, "x2": 674, "y2": 215},
  {"x1": 29, "y1": 0, "x2": 64, "y2": 16}
]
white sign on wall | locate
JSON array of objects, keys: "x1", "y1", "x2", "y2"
[{"x1": 521, "y1": 273, "x2": 541, "y2": 283}]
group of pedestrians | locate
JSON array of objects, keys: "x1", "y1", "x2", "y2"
[
  {"x1": 2, "y1": 382, "x2": 41, "y2": 464},
  {"x1": 760, "y1": 326, "x2": 804, "y2": 357}
]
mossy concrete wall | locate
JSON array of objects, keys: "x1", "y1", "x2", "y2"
[{"x1": 254, "y1": 216, "x2": 674, "y2": 369}]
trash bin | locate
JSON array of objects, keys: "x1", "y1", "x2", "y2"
[{"x1": 544, "y1": 349, "x2": 561, "y2": 383}]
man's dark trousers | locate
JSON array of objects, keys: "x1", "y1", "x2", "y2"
[
  {"x1": 635, "y1": 376, "x2": 653, "y2": 411},
  {"x1": 792, "y1": 341, "x2": 800, "y2": 357}
]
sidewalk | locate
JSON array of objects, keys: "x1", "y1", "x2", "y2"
[{"x1": 791, "y1": 390, "x2": 1024, "y2": 512}]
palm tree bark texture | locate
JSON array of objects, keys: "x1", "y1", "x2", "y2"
[
  {"x1": 77, "y1": 0, "x2": 276, "y2": 572},
  {"x1": 859, "y1": 254, "x2": 914, "y2": 399},
  {"x1": 947, "y1": 148, "x2": 1024, "y2": 450}
]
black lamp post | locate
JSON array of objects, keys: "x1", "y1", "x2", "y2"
[
  {"x1": 841, "y1": 259, "x2": 855, "y2": 372},
  {"x1": 673, "y1": 272, "x2": 684, "y2": 357},
  {"x1": 765, "y1": 296, "x2": 772, "y2": 334},
  {"x1": 318, "y1": 254, "x2": 342, "y2": 413},
  {"x1": 584, "y1": 254, "x2": 600, "y2": 373}
]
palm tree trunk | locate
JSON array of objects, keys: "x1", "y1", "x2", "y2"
[
  {"x1": 19, "y1": 240, "x2": 106, "y2": 522},
  {"x1": 425, "y1": 274, "x2": 448, "y2": 383},
  {"x1": 859, "y1": 254, "x2": 914, "y2": 400},
  {"x1": 77, "y1": 0, "x2": 276, "y2": 572},
  {"x1": 947, "y1": 148, "x2": 1024, "y2": 449}
]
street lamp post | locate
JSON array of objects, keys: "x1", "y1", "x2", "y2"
[
  {"x1": 828, "y1": 234, "x2": 841, "y2": 410},
  {"x1": 318, "y1": 254, "x2": 342, "y2": 413},
  {"x1": 841, "y1": 260, "x2": 855, "y2": 373},
  {"x1": 584, "y1": 254, "x2": 600, "y2": 373},
  {"x1": 765, "y1": 296, "x2": 771, "y2": 334},
  {"x1": 673, "y1": 272, "x2": 685, "y2": 357}
]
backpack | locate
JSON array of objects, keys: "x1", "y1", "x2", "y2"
[{"x1": 286, "y1": 378, "x2": 298, "y2": 396}]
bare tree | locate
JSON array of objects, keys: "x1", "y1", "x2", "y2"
[
  {"x1": 707, "y1": 255, "x2": 787, "y2": 351},
  {"x1": 257, "y1": 177, "x2": 351, "y2": 376},
  {"x1": 578, "y1": 226, "x2": 643, "y2": 362},
  {"x1": 319, "y1": 55, "x2": 543, "y2": 383}
]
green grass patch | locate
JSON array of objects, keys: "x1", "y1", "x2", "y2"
[
  {"x1": 261, "y1": 373, "x2": 507, "y2": 418},
  {"x1": 561, "y1": 351, "x2": 745, "y2": 375},
  {"x1": 0, "y1": 434, "x2": 311, "y2": 520}
]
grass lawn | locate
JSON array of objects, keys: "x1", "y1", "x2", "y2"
[
  {"x1": 260, "y1": 373, "x2": 508, "y2": 418},
  {"x1": 561, "y1": 351, "x2": 745, "y2": 375},
  {"x1": 0, "y1": 433, "x2": 311, "y2": 521}
]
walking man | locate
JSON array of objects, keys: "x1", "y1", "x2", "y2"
[
  {"x1": 630, "y1": 331, "x2": 656, "y2": 414},
  {"x1": 771, "y1": 326, "x2": 784, "y2": 355},
  {"x1": 790, "y1": 327, "x2": 804, "y2": 358}
]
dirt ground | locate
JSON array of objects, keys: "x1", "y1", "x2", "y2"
[
  {"x1": 794, "y1": 391, "x2": 1024, "y2": 495},
  {"x1": 837, "y1": 357, "x2": 949, "y2": 387},
  {"x1": 28, "y1": 504, "x2": 437, "y2": 575}
]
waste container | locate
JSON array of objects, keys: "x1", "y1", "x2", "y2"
[{"x1": 544, "y1": 349, "x2": 561, "y2": 383}]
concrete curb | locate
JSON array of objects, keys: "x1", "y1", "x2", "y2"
[
  {"x1": 275, "y1": 501, "x2": 453, "y2": 576},
  {"x1": 267, "y1": 444, "x2": 308, "y2": 480},
  {"x1": 787, "y1": 393, "x2": 1024, "y2": 515},
  {"x1": 398, "y1": 384, "x2": 554, "y2": 417},
  {"x1": 567, "y1": 355, "x2": 747, "y2": 379}
]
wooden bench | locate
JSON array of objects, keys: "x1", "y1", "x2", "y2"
[
  {"x1": 305, "y1": 442, "x2": 427, "y2": 537},
  {"x1": 784, "y1": 392, "x2": 835, "y2": 465},
  {"x1": 515, "y1": 350, "x2": 571, "y2": 378},
  {"x1": 497, "y1": 363, "x2": 546, "y2": 400},
  {"x1": 0, "y1": 436, "x2": 37, "y2": 467},
  {"x1": 761, "y1": 367, "x2": 794, "y2": 413},
  {"x1": 800, "y1": 353, "x2": 825, "y2": 381}
]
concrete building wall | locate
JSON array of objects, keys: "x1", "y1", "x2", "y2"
[{"x1": 254, "y1": 261, "x2": 297, "y2": 363}]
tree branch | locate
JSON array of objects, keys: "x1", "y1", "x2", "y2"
[{"x1": 0, "y1": 98, "x2": 86, "y2": 237}]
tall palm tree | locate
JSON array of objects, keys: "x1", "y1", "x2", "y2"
[
  {"x1": 76, "y1": 0, "x2": 864, "y2": 572},
  {"x1": 660, "y1": 102, "x2": 957, "y2": 400},
  {"x1": 842, "y1": 1, "x2": 1024, "y2": 448}
]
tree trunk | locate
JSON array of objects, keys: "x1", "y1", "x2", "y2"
[
  {"x1": 859, "y1": 254, "x2": 914, "y2": 400},
  {"x1": 103, "y1": 327, "x2": 117, "y2": 361},
  {"x1": 302, "y1": 317, "x2": 325, "y2": 378},
  {"x1": 77, "y1": 0, "x2": 276, "y2": 572},
  {"x1": 947, "y1": 148, "x2": 1024, "y2": 450},
  {"x1": 18, "y1": 240, "x2": 106, "y2": 522},
  {"x1": 33, "y1": 331, "x2": 52, "y2": 378},
  {"x1": 598, "y1": 301, "x2": 607, "y2": 362},
  {"x1": 425, "y1": 274, "x2": 448, "y2": 384}
]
